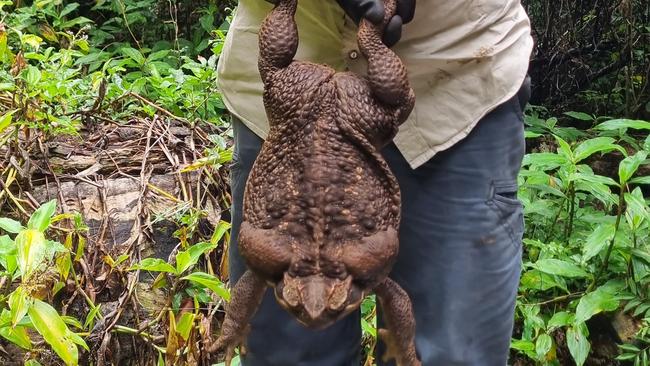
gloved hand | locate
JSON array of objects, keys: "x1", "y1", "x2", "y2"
[{"x1": 336, "y1": 0, "x2": 415, "y2": 47}]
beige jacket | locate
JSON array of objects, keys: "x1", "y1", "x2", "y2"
[{"x1": 217, "y1": 0, "x2": 533, "y2": 168}]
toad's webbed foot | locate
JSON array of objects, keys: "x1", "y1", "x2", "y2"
[
  {"x1": 206, "y1": 330, "x2": 246, "y2": 366},
  {"x1": 205, "y1": 270, "x2": 266, "y2": 366},
  {"x1": 376, "y1": 278, "x2": 421, "y2": 366}
]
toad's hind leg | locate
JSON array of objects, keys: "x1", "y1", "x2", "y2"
[
  {"x1": 206, "y1": 270, "x2": 266, "y2": 366},
  {"x1": 375, "y1": 278, "x2": 421, "y2": 366},
  {"x1": 258, "y1": 0, "x2": 298, "y2": 83},
  {"x1": 357, "y1": 0, "x2": 415, "y2": 122}
]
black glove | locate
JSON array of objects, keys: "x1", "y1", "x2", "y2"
[{"x1": 336, "y1": 0, "x2": 415, "y2": 47}]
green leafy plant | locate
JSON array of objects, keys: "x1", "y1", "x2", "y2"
[
  {"x1": 131, "y1": 220, "x2": 231, "y2": 364},
  {"x1": 512, "y1": 113, "x2": 650, "y2": 365},
  {"x1": 0, "y1": 200, "x2": 88, "y2": 365}
]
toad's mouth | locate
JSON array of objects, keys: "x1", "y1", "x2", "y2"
[{"x1": 272, "y1": 273, "x2": 365, "y2": 329}]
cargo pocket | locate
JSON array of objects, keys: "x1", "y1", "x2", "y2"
[{"x1": 488, "y1": 179, "x2": 524, "y2": 249}]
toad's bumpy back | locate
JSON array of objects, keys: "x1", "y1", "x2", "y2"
[{"x1": 207, "y1": 1, "x2": 420, "y2": 366}]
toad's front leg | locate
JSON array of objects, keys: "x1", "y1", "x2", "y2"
[
  {"x1": 375, "y1": 278, "x2": 421, "y2": 366},
  {"x1": 206, "y1": 270, "x2": 267, "y2": 366}
]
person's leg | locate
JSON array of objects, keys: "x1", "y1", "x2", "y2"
[
  {"x1": 228, "y1": 117, "x2": 361, "y2": 366},
  {"x1": 378, "y1": 93, "x2": 527, "y2": 366}
]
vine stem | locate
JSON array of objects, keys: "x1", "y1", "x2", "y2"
[
  {"x1": 563, "y1": 182, "x2": 576, "y2": 240},
  {"x1": 117, "y1": 0, "x2": 141, "y2": 49},
  {"x1": 545, "y1": 195, "x2": 567, "y2": 243},
  {"x1": 587, "y1": 184, "x2": 625, "y2": 292},
  {"x1": 523, "y1": 291, "x2": 585, "y2": 306}
]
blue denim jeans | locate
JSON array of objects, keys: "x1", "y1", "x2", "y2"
[{"x1": 227, "y1": 87, "x2": 527, "y2": 366}]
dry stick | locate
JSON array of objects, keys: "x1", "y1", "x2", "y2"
[
  {"x1": 128, "y1": 92, "x2": 211, "y2": 142},
  {"x1": 129, "y1": 92, "x2": 189, "y2": 124},
  {"x1": 525, "y1": 291, "x2": 585, "y2": 306},
  {"x1": 100, "y1": 117, "x2": 157, "y2": 344},
  {"x1": 116, "y1": 0, "x2": 141, "y2": 49}
]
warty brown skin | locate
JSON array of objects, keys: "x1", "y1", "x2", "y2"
[{"x1": 207, "y1": 0, "x2": 419, "y2": 365}]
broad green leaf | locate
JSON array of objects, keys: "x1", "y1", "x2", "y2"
[
  {"x1": 67, "y1": 331, "x2": 89, "y2": 351},
  {"x1": 27, "y1": 200, "x2": 57, "y2": 232},
  {"x1": 574, "y1": 285, "x2": 619, "y2": 323},
  {"x1": 567, "y1": 324, "x2": 590, "y2": 366},
  {"x1": 361, "y1": 317, "x2": 376, "y2": 338},
  {"x1": 0, "y1": 109, "x2": 15, "y2": 133},
  {"x1": 211, "y1": 220, "x2": 232, "y2": 244},
  {"x1": 575, "y1": 181, "x2": 617, "y2": 208},
  {"x1": 510, "y1": 339, "x2": 535, "y2": 352},
  {"x1": 74, "y1": 39, "x2": 89, "y2": 52},
  {"x1": 0, "y1": 83, "x2": 14, "y2": 91},
  {"x1": 182, "y1": 272, "x2": 230, "y2": 301},
  {"x1": 15, "y1": 229, "x2": 47, "y2": 280},
  {"x1": 176, "y1": 312, "x2": 195, "y2": 341},
  {"x1": 631, "y1": 249, "x2": 650, "y2": 266},
  {"x1": 0, "y1": 325, "x2": 32, "y2": 349},
  {"x1": 120, "y1": 47, "x2": 145, "y2": 66},
  {"x1": 115, "y1": 254, "x2": 130, "y2": 266},
  {"x1": 21, "y1": 34, "x2": 43, "y2": 49},
  {"x1": 554, "y1": 135, "x2": 574, "y2": 162},
  {"x1": 0, "y1": 217, "x2": 23, "y2": 233},
  {"x1": 525, "y1": 131, "x2": 543, "y2": 138},
  {"x1": 573, "y1": 137, "x2": 622, "y2": 162},
  {"x1": 176, "y1": 241, "x2": 218, "y2": 274},
  {"x1": 130, "y1": 258, "x2": 176, "y2": 274},
  {"x1": 28, "y1": 299, "x2": 78, "y2": 366},
  {"x1": 582, "y1": 223, "x2": 616, "y2": 262},
  {"x1": 84, "y1": 304, "x2": 101, "y2": 329},
  {"x1": 175, "y1": 251, "x2": 192, "y2": 274},
  {"x1": 57, "y1": 252, "x2": 72, "y2": 280},
  {"x1": 596, "y1": 119, "x2": 650, "y2": 131},
  {"x1": 619, "y1": 151, "x2": 648, "y2": 184},
  {"x1": 23, "y1": 66, "x2": 41, "y2": 85},
  {"x1": 547, "y1": 311, "x2": 574, "y2": 330},
  {"x1": 525, "y1": 183, "x2": 567, "y2": 199},
  {"x1": 619, "y1": 344, "x2": 641, "y2": 353},
  {"x1": 572, "y1": 172, "x2": 618, "y2": 186},
  {"x1": 62, "y1": 315, "x2": 83, "y2": 330},
  {"x1": 58, "y1": 16, "x2": 93, "y2": 29},
  {"x1": 536, "y1": 333, "x2": 553, "y2": 360},
  {"x1": 564, "y1": 111, "x2": 594, "y2": 121},
  {"x1": 520, "y1": 269, "x2": 566, "y2": 291},
  {"x1": 0, "y1": 235, "x2": 17, "y2": 273},
  {"x1": 630, "y1": 176, "x2": 650, "y2": 185},
  {"x1": 59, "y1": 2, "x2": 79, "y2": 17},
  {"x1": 522, "y1": 153, "x2": 568, "y2": 170},
  {"x1": 199, "y1": 13, "x2": 214, "y2": 32},
  {"x1": 531, "y1": 259, "x2": 590, "y2": 278},
  {"x1": 147, "y1": 50, "x2": 170, "y2": 62},
  {"x1": 625, "y1": 188, "x2": 649, "y2": 229},
  {"x1": 9, "y1": 287, "x2": 31, "y2": 326},
  {"x1": 24, "y1": 360, "x2": 43, "y2": 366}
]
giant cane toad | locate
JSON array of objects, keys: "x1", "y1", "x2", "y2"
[{"x1": 207, "y1": 0, "x2": 419, "y2": 364}]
